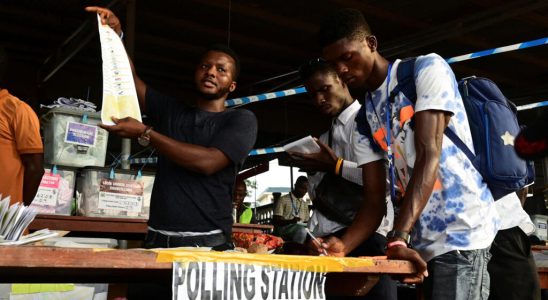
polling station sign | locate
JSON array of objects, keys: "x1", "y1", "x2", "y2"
[{"x1": 173, "y1": 262, "x2": 326, "y2": 300}]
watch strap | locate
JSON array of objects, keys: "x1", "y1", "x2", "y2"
[{"x1": 387, "y1": 229, "x2": 410, "y2": 244}]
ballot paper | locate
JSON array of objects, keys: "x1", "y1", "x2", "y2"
[
  {"x1": 96, "y1": 14, "x2": 142, "y2": 125},
  {"x1": 283, "y1": 135, "x2": 321, "y2": 154},
  {"x1": 0, "y1": 196, "x2": 39, "y2": 243}
]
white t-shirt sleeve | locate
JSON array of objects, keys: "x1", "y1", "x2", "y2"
[
  {"x1": 413, "y1": 53, "x2": 460, "y2": 116},
  {"x1": 352, "y1": 123, "x2": 384, "y2": 167}
]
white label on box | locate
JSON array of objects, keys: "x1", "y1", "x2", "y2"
[
  {"x1": 64, "y1": 121, "x2": 98, "y2": 147},
  {"x1": 33, "y1": 173, "x2": 61, "y2": 210},
  {"x1": 98, "y1": 178, "x2": 144, "y2": 213}
]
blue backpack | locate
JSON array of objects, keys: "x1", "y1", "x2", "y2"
[{"x1": 357, "y1": 58, "x2": 533, "y2": 200}]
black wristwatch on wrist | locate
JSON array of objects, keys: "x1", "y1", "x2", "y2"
[{"x1": 386, "y1": 229, "x2": 411, "y2": 245}]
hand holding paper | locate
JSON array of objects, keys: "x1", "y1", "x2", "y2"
[
  {"x1": 93, "y1": 11, "x2": 142, "y2": 125},
  {"x1": 287, "y1": 137, "x2": 339, "y2": 173}
]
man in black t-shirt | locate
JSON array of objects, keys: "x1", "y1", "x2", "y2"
[{"x1": 88, "y1": 7, "x2": 258, "y2": 251}]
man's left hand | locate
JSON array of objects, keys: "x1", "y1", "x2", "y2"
[
  {"x1": 288, "y1": 139, "x2": 338, "y2": 173},
  {"x1": 99, "y1": 117, "x2": 146, "y2": 138},
  {"x1": 386, "y1": 245, "x2": 428, "y2": 283}
]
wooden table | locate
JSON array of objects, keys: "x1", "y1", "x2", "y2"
[
  {"x1": 28, "y1": 214, "x2": 148, "y2": 240},
  {"x1": 0, "y1": 246, "x2": 415, "y2": 296},
  {"x1": 232, "y1": 223, "x2": 274, "y2": 233},
  {"x1": 29, "y1": 215, "x2": 274, "y2": 239}
]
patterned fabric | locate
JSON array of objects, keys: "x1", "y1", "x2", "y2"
[
  {"x1": 353, "y1": 53, "x2": 500, "y2": 262},
  {"x1": 273, "y1": 193, "x2": 310, "y2": 222}
]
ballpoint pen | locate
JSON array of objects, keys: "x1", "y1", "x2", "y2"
[{"x1": 305, "y1": 228, "x2": 328, "y2": 256}]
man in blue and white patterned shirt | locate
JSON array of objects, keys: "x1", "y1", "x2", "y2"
[{"x1": 316, "y1": 8, "x2": 500, "y2": 299}]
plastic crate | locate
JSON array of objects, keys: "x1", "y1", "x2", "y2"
[
  {"x1": 532, "y1": 214, "x2": 548, "y2": 241},
  {"x1": 42, "y1": 107, "x2": 108, "y2": 168},
  {"x1": 30, "y1": 165, "x2": 76, "y2": 216},
  {"x1": 77, "y1": 167, "x2": 154, "y2": 219}
]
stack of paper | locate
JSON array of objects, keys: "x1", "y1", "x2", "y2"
[
  {"x1": 282, "y1": 135, "x2": 321, "y2": 154},
  {"x1": 0, "y1": 196, "x2": 38, "y2": 242}
]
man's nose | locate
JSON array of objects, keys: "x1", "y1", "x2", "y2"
[
  {"x1": 314, "y1": 95, "x2": 325, "y2": 105},
  {"x1": 335, "y1": 63, "x2": 348, "y2": 76},
  {"x1": 205, "y1": 66, "x2": 216, "y2": 76}
]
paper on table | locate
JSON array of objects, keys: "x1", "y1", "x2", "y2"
[
  {"x1": 11, "y1": 284, "x2": 74, "y2": 295},
  {"x1": 0, "y1": 229, "x2": 58, "y2": 246},
  {"x1": 282, "y1": 135, "x2": 321, "y2": 154},
  {"x1": 0, "y1": 196, "x2": 38, "y2": 242},
  {"x1": 96, "y1": 14, "x2": 142, "y2": 125}
]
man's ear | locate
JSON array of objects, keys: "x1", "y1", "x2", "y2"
[
  {"x1": 366, "y1": 35, "x2": 378, "y2": 52},
  {"x1": 229, "y1": 81, "x2": 237, "y2": 93}
]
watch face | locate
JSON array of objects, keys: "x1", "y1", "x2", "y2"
[{"x1": 138, "y1": 136, "x2": 150, "y2": 147}]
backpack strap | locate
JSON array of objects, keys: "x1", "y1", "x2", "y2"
[
  {"x1": 443, "y1": 127, "x2": 476, "y2": 163},
  {"x1": 395, "y1": 57, "x2": 418, "y2": 104},
  {"x1": 355, "y1": 105, "x2": 382, "y2": 153},
  {"x1": 396, "y1": 57, "x2": 479, "y2": 168},
  {"x1": 355, "y1": 58, "x2": 418, "y2": 153}
]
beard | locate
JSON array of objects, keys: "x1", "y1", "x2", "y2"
[{"x1": 198, "y1": 84, "x2": 232, "y2": 101}]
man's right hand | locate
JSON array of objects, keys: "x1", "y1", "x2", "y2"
[
  {"x1": 288, "y1": 139, "x2": 338, "y2": 173},
  {"x1": 317, "y1": 236, "x2": 347, "y2": 257},
  {"x1": 85, "y1": 6, "x2": 122, "y2": 36}
]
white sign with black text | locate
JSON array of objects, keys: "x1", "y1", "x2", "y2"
[{"x1": 173, "y1": 262, "x2": 326, "y2": 300}]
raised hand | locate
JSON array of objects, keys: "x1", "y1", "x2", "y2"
[
  {"x1": 85, "y1": 6, "x2": 122, "y2": 36},
  {"x1": 288, "y1": 138, "x2": 338, "y2": 173}
]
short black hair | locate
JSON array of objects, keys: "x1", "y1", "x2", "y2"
[
  {"x1": 299, "y1": 58, "x2": 338, "y2": 82},
  {"x1": 203, "y1": 44, "x2": 241, "y2": 81},
  {"x1": 295, "y1": 176, "x2": 309, "y2": 187},
  {"x1": 318, "y1": 8, "x2": 372, "y2": 48}
]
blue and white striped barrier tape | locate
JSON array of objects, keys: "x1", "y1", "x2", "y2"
[
  {"x1": 446, "y1": 37, "x2": 548, "y2": 64},
  {"x1": 231, "y1": 37, "x2": 548, "y2": 156},
  {"x1": 225, "y1": 87, "x2": 307, "y2": 107},
  {"x1": 517, "y1": 100, "x2": 548, "y2": 111},
  {"x1": 223, "y1": 37, "x2": 547, "y2": 109}
]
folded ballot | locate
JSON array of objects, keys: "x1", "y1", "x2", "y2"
[{"x1": 282, "y1": 135, "x2": 321, "y2": 154}]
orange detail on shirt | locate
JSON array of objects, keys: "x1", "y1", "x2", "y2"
[
  {"x1": 373, "y1": 128, "x2": 389, "y2": 151},
  {"x1": 433, "y1": 178, "x2": 443, "y2": 191},
  {"x1": 0, "y1": 89, "x2": 43, "y2": 204},
  {"x1": 399, "y1": 105, "x2": 415, "y2": 128}
]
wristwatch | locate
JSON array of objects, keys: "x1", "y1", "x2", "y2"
[
  {"x1": 386, "y1": 230, "x2": 411, "y2": 245},
  {"x1": 137, "y1": 126, "x2": 153, "y2": 147}
]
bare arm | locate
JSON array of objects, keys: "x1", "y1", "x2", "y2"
[
  {"x1": 148, "y1": 129, "x2": 231, "y2": 175},
  {"x1": 20, "y1": 153, "x2": 44, "y2": 206},
  {"x1": 392, "y1": 110, "x2": 450, "y2": 233},
  {"x1": 99, "y1": 117, "x2": 232, "y2": 175},
  {"x1": 85, "y1": 6, "x2": 147, "y2": 112},
  {"x1": 289, "y1": 139, "x2": 363, "y2": 185},
  {"x1": 320, "y1": 159, "x2": 386, "y2": 256},
  {"x1": 339, "y1": 159, "x2": 386, "y2": 254}
]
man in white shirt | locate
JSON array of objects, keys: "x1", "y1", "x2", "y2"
[{"x1": 290, "y1": 59, "x2": 396, "y2": 300}]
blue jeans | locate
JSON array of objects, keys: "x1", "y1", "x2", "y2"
[{"x1": 423, "y1": 247, "x2": 491, "y2": 300}]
